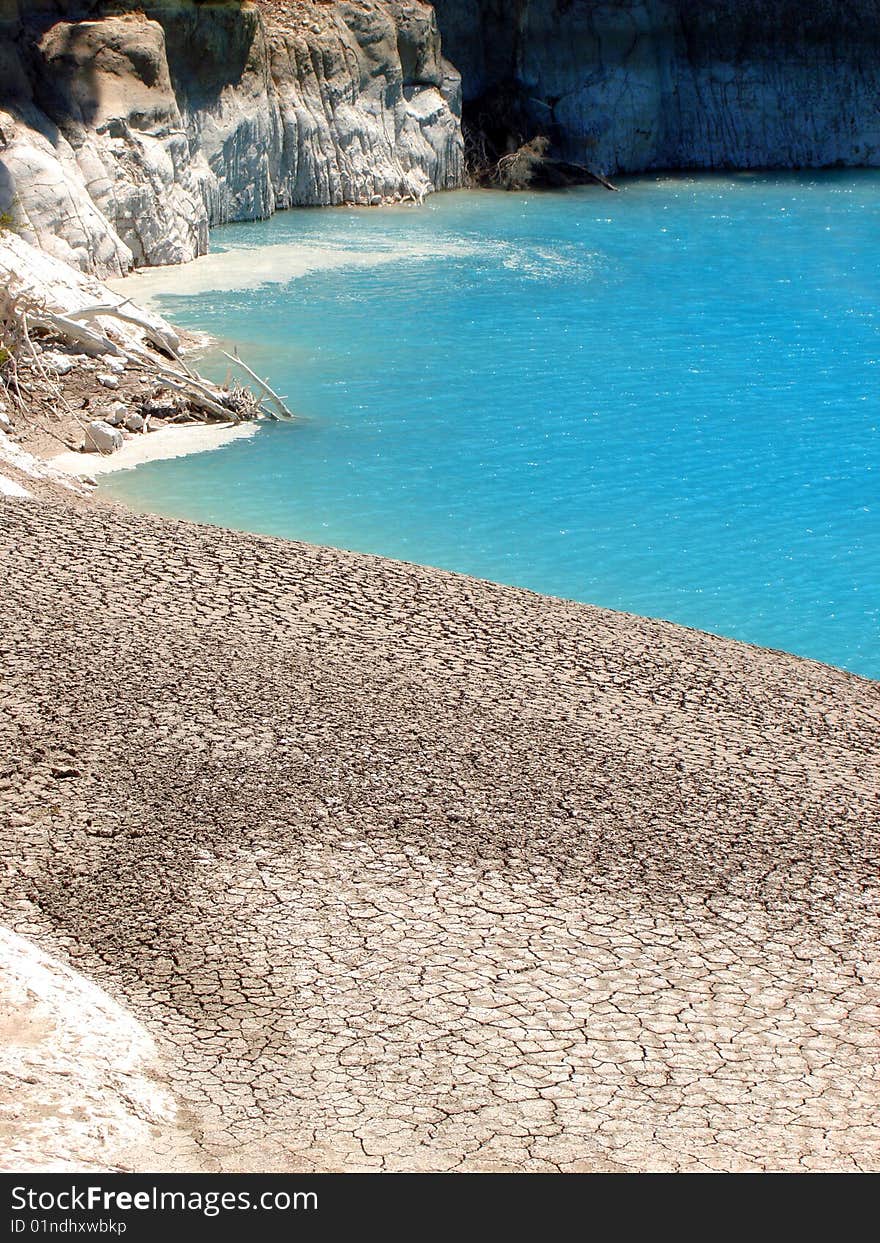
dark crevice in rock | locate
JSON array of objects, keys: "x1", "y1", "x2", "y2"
[{"x1": 432, "y1": 0, "x2": 880, "y2": 177}]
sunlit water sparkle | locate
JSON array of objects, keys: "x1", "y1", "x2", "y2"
[{"x1": 105, "y1": 174, "x2": 880, "y2": 678}]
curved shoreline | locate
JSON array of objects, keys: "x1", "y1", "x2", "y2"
[
  {"x1": 1, "y1": 491, "x2": 877, "y2": 1171},
  {"x1": 0, "y1": 160, "x2": 876, "y2": 1178},
  {"x1": 49, "y1": 421, "x2": 259, "y2": 477},
  {"x1": 98, "y1": 176, "x2": 880, "y2": 684},
  {"x1": 1, "y1": 0, "x2": 878, "y2": 1174}
]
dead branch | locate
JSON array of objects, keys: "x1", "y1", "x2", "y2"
[
  {"x1": 62, "y1": 303, "x2": 181, "y2": 358},
  {"x1": 220, "y1": 349, "x2": 295, "y2": 420}
]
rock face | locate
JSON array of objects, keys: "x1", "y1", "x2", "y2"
[
  {"x1": 0, "y1": 229, "x2": 180, "y2": 349},
  {"x1": 264, "y1": 1, "x2": 463, "y2": 208},
  {"x1": 2, "y1": 1, "x2": 879, "y2": 273},
  {"x1": 432, "y1": 0, "x2": 880, "y2": 174},
  {"x1": 0, "y1": 1, "x2": 464, "y2": 275},
  {"x1": 0, "y1": 926, "x2": 192, "y2": 1171}
]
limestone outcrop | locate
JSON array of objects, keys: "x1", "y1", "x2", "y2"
[
  {"x1": 3, "y1": 2, "x2": 879, "y2": 277},
  {"x1": 0, "y1": 228, "x2": 263, "y2": 460},
  {"x1": 432, "y1": 0, "x2": 880, "y2": 175},
  {"x1": 81, "y1": 418, "x2": 122, "y2": 452},
  {"x1": 0, "y1": 927, "x2": 194, "y2": 1171},
  {"x1": 0, "y1": 2, "x2": 464, "y2": 275}
]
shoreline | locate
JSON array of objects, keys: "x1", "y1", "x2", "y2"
[
  {"x1": 48, "y1": 420, "x2": 259, "y2": 477},
  {"x1": 27, "y1": 431, "x2": 880, "y2": 686},
  {"x1": 2, "y1": 490, "x2": 878, "y2": 1172},
  {"x1": 2, "y1": 186, "x2": 878, "y2": 1178},
  {"x1": 101, "y1": 178, "x2": 880, "y2": 685}
]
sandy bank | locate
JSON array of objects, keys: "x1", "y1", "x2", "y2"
[{"x1": 49, "y1": 421, "x2": 258, "y2": 476}]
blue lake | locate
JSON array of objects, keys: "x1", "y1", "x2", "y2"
[{"x1": 105, "y1": 175, "x2": 880, "y2": 679}]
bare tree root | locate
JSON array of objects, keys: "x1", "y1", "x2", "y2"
[{"x1": 2, "y1": 290, "x2": 289, "y2": 437}]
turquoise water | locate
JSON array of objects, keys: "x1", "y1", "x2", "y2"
[{"x1": 106, "y1": 175, "x2": 880, "y2": 678}]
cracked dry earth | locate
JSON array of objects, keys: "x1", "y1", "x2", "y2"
[{"x1": 1, "y1": 494, "x2": 878, "y2": 1172}]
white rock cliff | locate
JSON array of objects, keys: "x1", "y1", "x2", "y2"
[
  {"x1": 2, "y1": 1, "x2": 879, "y2": 279},
  {"x1": 0, "y1": 1, "x2": 464, "y2": 275},
  {"x1": 433, "y1": 0, "x2": 880, "y2": 174}
]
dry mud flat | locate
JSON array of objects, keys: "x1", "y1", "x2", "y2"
[{"x1": 1, "y1": 494, "x2": 878, "y2": 1172}]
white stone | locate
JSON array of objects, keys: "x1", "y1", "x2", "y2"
[
  {"x1": 82, "y1": 420, "x2": 124, "y2": 454},
  {"x1": 0, "y1": 928, "x2": 180, "y2": 1171},
  {"x1": 124, "y1": 412, "x2": 145, "y2": 433},
  {"x1": 0, "y1": 428, "x2": 86, "y2": 495},
  {"x1": 0, "y1": 473, "x2": 32, "y2": 498},
  {"x1": 96, "y1": 374, "x2": 120, "y2": 389},
  {"x1": 101, "y1": 402, "x2": 128, "y2": 427},
  {"x1": 39, "y1": 351, "x2": 75, "y2": 377}
]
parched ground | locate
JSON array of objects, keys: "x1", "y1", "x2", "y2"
[{"x1": 1, "y1": 493, "x2": 878, "y2": 1172}]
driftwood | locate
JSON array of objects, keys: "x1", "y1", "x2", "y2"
[
  {"x1": 2, "y1": 288, "x2": 265, "y2": 428},
  {"x1": 558, "y1": 161, "x2": 619, "y2": 192},
  {"x1": 220, "y1": 351, "x2": 278, "y2": 420},
  {"x1": 63, "y1": 302, "x2": 181, "y2": 358},
  {"x1": 0, "y1": 332, "x2": 77, "y2": 452},
  {"x1": 21, "y1": 307, "x2": 126, "y2": 358},
  {"x1": 493, "y1": 139, "x2": 620, "y2": 193},
  {"x1": 19, "y1": 310, "x2": 108, "y2": 451},
  {"x1": 220, "y1": 349, "x2": 295, "y2": 420},
  {"x1": 123, "y1": 342, "x2": 244, "y2": 421},
  {"x1": 136, "y1": 368, "x2": 237, "y2": 422}
]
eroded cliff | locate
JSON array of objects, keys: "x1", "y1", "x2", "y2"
[
  {"x1": 2, "y1": 2, "x2": 879, "y2": 273},
  {"x1": 0, "y1": 1, "x2": 464, "y2": 274},
  {"x1": 433, "y1": 0, "x2": 880, "y2": 175}
]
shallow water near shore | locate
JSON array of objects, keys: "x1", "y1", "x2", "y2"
[{"x1": 105, "y1": 175, "x2": 880, "y2": 679}]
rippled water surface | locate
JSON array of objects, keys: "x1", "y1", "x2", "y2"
[{"x1": 105, "y1": 175, "x2": 880, "y2": 677}]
